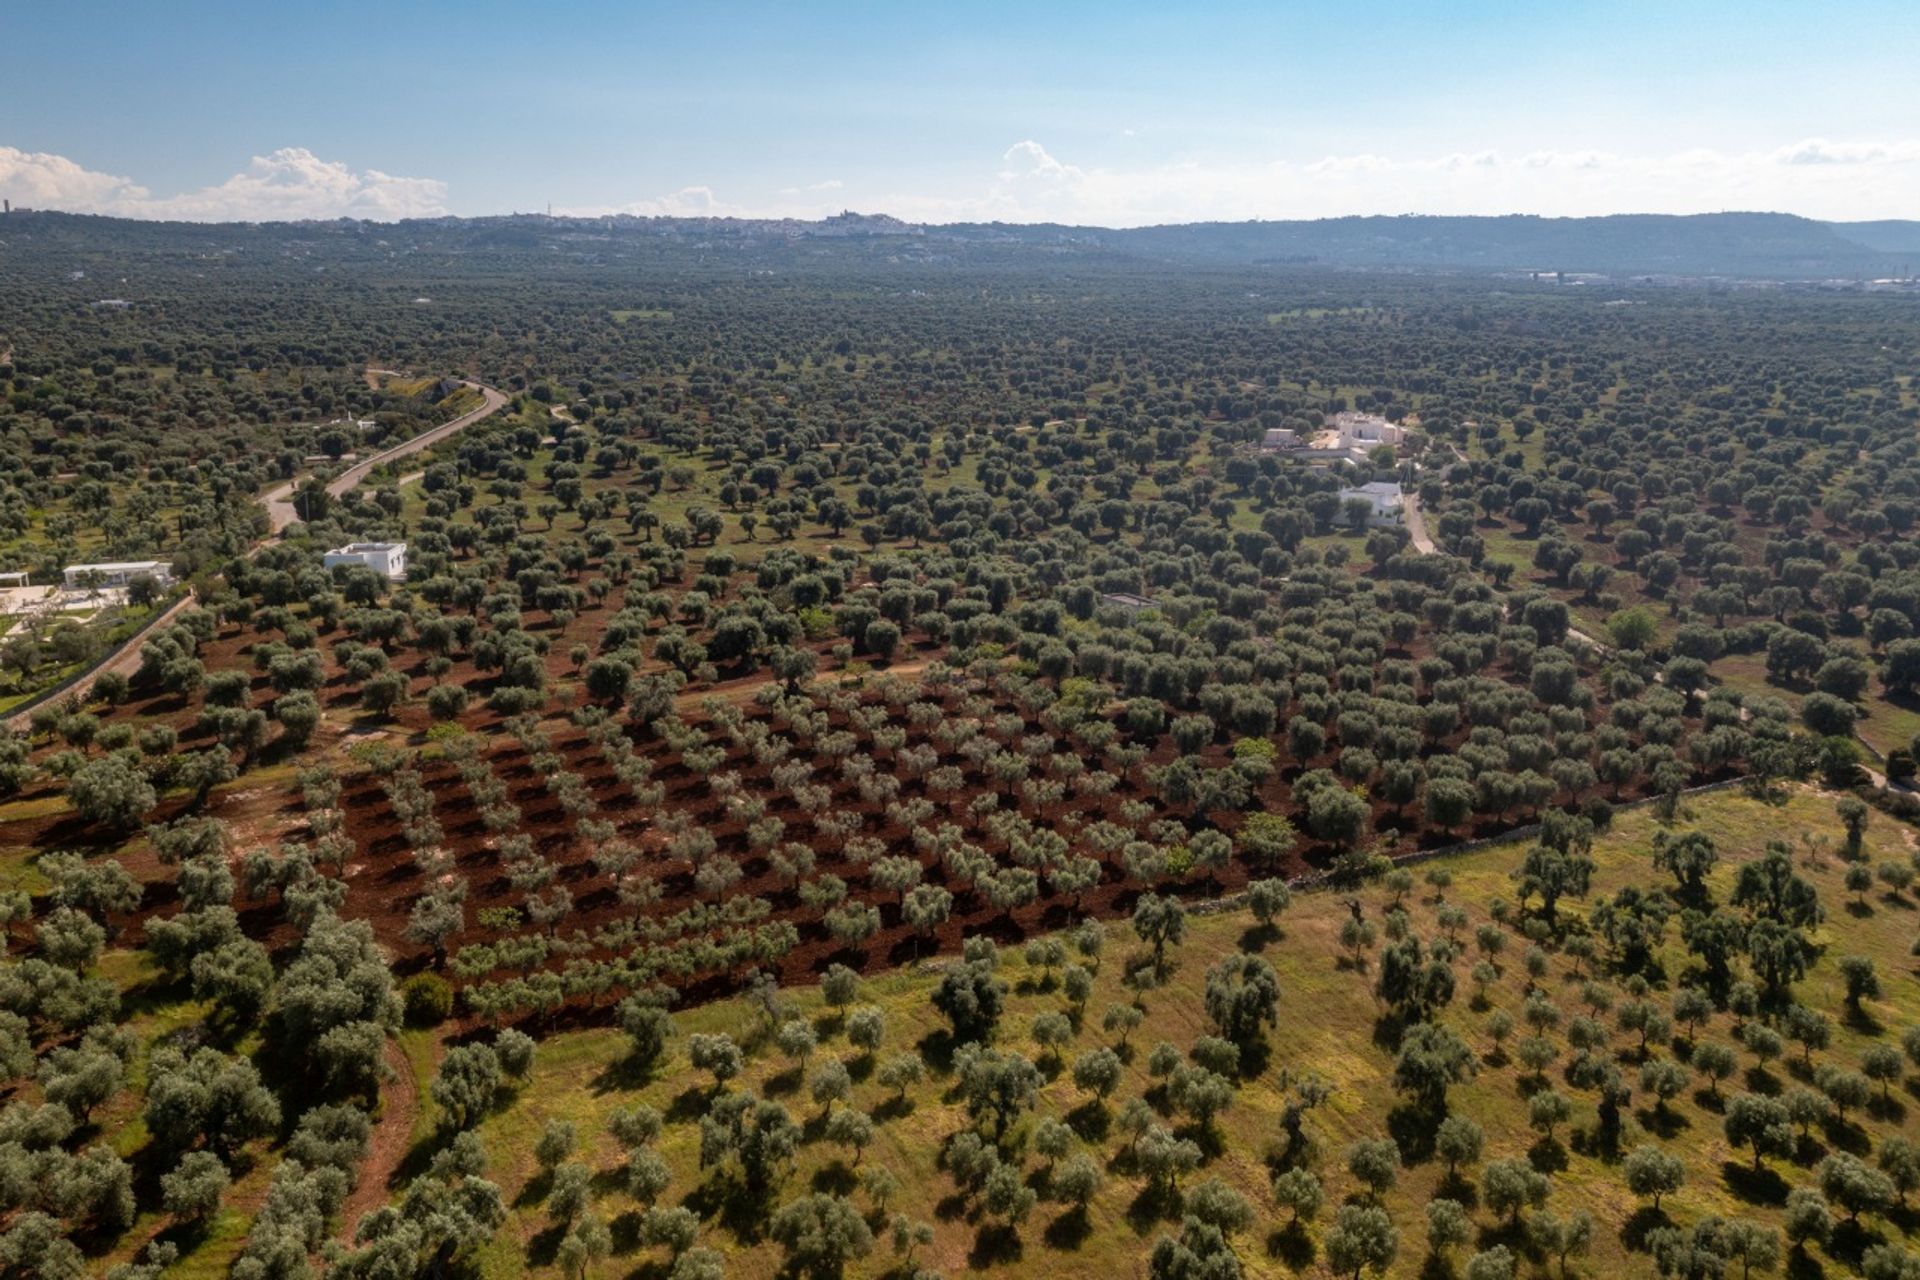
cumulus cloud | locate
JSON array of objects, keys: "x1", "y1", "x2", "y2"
[
  {"x1": 1000, "y1": 140, "x2": 1081, "y2": 182},
  {"x1": 0, "y1": 147, "x2": 148, "y2": 209},
  {"x1": 0, "y1": 145, "x2": 447, "y2": 221}
]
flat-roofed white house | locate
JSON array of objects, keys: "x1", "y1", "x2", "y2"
[
  {"x1": 323, "y1": 541, "x2": 408, "y2": 580},
  {"x1": 1259, "y1": 427, "x2": 1302, "y2": 452},
  {"x1": 62, "y1": 560, "x2": 173, "y2": 590},
  {"x1": 1336, "y1": 481, "x2": 1406, "y2": 526},
  {"x1": 1330, "y1": 412, "x2": 1408, "y2": 450}
]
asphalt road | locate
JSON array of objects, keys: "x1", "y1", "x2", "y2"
[{"x1": 261, "y1": 377, "x2": 508, "y2": 535}]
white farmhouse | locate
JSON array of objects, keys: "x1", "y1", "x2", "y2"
[
  {"x1": 1331, "y1": 411, "x2": 1407, "y2": 451},
  {"x1": 1336, "y1": 481, "x2": 1406, "y2": 526},
  {"x1": 323, "y1": 541, "x2": 408, "y2": 581}
]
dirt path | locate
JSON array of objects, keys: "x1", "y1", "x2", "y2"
[{"x1": 337, "y1": 1036, "x2": 425, "y2": 1240}]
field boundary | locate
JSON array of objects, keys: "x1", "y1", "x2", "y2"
[{"x1": 1187, "y1": 775, "x2": 1752, "y2": 916}]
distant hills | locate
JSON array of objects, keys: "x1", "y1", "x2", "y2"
[
  {"x1": 940, "y1": 212, "x2": 1918, "y2": 277},
  {"x1": 4, "y1": 206, "x2": 1916, "y2": 280}
]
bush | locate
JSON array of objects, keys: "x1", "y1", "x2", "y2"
[{"x1": 400, "y1": 973, "x2": 454, "y2": 1026}]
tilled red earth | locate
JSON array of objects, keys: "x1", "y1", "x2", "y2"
[{"x1": 2, "y1": 614, "x2": 1694, "y2": 1021}]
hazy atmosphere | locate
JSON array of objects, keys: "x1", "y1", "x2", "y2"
[{"x1": 5, "y1": 0, "x2": 1920, "y2": 224}]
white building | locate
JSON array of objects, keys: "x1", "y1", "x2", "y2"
[
  {"x1": 1330, "y1": 412, "x2": 1407, "y2": 451},
  {"x1": 1336, "y1": 481, "x2": 1406, "y2": 526},
  {"x1": 1259, "y1": 427, "x2": 1302, "y2": 452},
  {"x1": 62, "y1": 561, "x2": 173, "y2": 590},
  {"x1": 324, "y1": 542, "x2": 408, "y2": 580}
]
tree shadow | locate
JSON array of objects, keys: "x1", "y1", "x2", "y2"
[
  {"x1": 1721, "y1": 1160, "x2": 1789, "y2": 1206},
  {"x1": 1386, "y1": 1103, "x2": 1440, "y2": 1163},
  {"x1": 1827, "y1": 1220, "x2": 1886, "y2": 1273},
  {"x1": 1865, "y1": 1094, "x2": 1908, "y2": 1126},
  {"x1": 1043, "y1": 1205, "x2": 1093, "y2": 1252},
  {"x1": 1621, "y1": 1206, "x2": 1671, "y2": 1252},
  {"x1": 1528, "y1": 1137, "x2": 1569, "y2": 1174},
  {"x1": 1065, "y1": 1100, "x2": 1111, "y2": 1145},
  {"x1": 390, "y1": 1123, "x2": 455, "y2": 1189},
  {"x1": 513, "y1": 1167, "x2": 554, "y2": 1209},
  {"x1": 1841, "y1": 1007, "x2": 1884, "y2": 1037},
  {"x1": 1238, "y1": 922, "x2": 1281, "y2": 953},
  {"x1": 871, "y1": 1093, "x2": 916, "y2": 1123},
  {"x1": 968, "y1": 1223, "x2": 1025, "y2": 1269},
  {"x1": 1818, "y1": 1116, "x2": 1872, "y2": 1157},
  {"x1": 525, "y1": 1220, "x2": 566, "y2": 1268},
  {"x1": 664, "y1": 1085, "x2": 713, "y2": 1124},
  {"x1": 1125, "y1": 1180, "x2": 1184, "y2": 1232},
  {"x1": 1784, "y1": 1244, "x2": 1827, "y2": 1280},
  {"x1": 932, "y1": 1192, "x2": 970, "y2": 1223},
  {"x1": 915, "y1": 1028, "x2": 959, "y2": 1076},
  {"x1": 1265, "y1": 1221, "x2": 1316, "y2": 1272},
  {"x1": 1634, "y1": 1106, "x2": 1689, "y2": 1140},
  {"x1": 809, "y1": 1163, "x2": 859, "y2": 1196},
  {"x1": 761, "y1": 1066, "x2": 803, "y2": 1098}
]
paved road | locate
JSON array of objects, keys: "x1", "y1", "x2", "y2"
[
  {"x1": 1402, "y1": 488, "x2": 1437, "y2": 555},
  {"x1": 8, "y1": 372, "x2": 505, "y2": 730},
  {"x1": 261, "y1": 376, "x2": 507, "y2": 535}
]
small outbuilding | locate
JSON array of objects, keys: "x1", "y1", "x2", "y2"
[{"x1": 324, "y1": 542, "x2": 409, "y2": 580}]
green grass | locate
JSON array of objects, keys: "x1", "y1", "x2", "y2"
[{"x1": 438, "y1": 784, "x2": 1919, "y2": 1280}]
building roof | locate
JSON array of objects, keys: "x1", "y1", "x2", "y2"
[
  {"x1": 328, "y1": 542, "x2": 406, "y2": 554},
  {"x1": 1345, "y1": 481, "x2": 1403, "y2": 498},
  {"x1": 64, "y1": 560, "x2": 168, "y2": 573}
]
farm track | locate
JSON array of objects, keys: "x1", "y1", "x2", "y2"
[{"x1": 336, "y1": 1038, "x2": 422, "y2": 1242}]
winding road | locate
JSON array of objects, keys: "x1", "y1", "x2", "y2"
[
  {"x1": 4, "y1": 371, "x2": 506, "y2": 729},
  {"x1": 261, "y1": 376, "x2": 507, "y2": 536}
]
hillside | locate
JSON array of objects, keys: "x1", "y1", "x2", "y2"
[
  {"x1": 3, "y1": 208, "x2": 1910, "y2": 280},
  {"x1": 377, "y1": 784, "x2": 1920, "y2": 1280}
]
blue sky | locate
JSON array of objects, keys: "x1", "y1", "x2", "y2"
[{"x1": 4, "y1": 0, "x2": 1917, "y2": 223}]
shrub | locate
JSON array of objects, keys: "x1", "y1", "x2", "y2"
[{"x1": 401, "y1": 973, "x2": 454, "y2": 1026}]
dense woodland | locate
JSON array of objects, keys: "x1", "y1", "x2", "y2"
[{"x1": 0, "y1": 214, "x2": 1916, "y2": 1280}]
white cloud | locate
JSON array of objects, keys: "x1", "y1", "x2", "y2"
[
  {"x1": 0, "y1": 147, "x2": 148, "y2": 209},
  {"x1": 872, "y1": 137, "x2": 1920, "y2": 226},
  {"x1": 13, "y1": 137, "x2": 1920, "y2": 228},
  {"x1": 0, "y1": 146, "x2": 446, "y2": 221},
  {"x1": 774, "y1": 178, "x2": 845, "y2": 198},
  {"x1": 999, "y1": 140, "x2": 1080, "y2": 182}
]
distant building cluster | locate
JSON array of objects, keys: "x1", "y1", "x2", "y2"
[{"x1": 1260, "y1": 412, "x2": 1409, "y2": 467}]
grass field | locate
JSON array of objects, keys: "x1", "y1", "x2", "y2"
[{"x1": 408, "y1": 784, "x2": 1920, "y2": 1279}]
